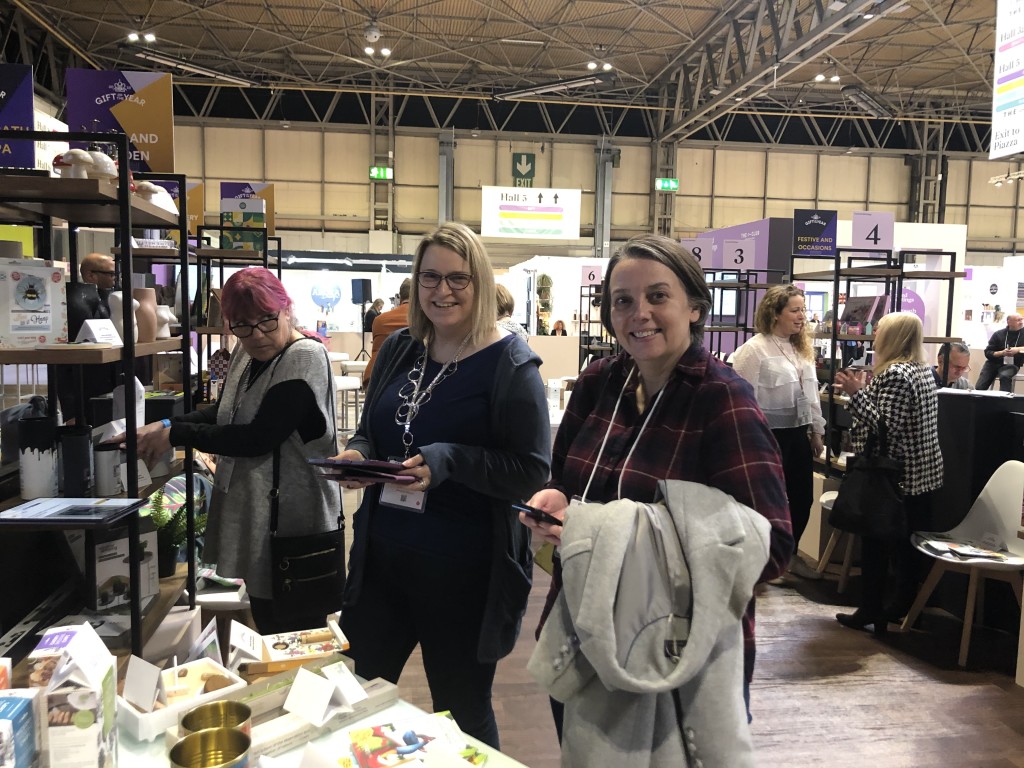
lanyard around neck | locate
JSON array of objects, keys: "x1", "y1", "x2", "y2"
[{"x1": 394, "y1": 333, "x2": 471, "y2": 457}]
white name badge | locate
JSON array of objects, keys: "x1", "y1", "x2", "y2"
[{"x1": 379, "y1": 483, "x2": 425, "y2": 512}]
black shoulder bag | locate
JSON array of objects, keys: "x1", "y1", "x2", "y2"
[
  {"x1": 269, "y1": 445, "x2": 345, "y2": 623},
  {"x1": 828, "y1": 417, "x2": 906, "y2": 540}
]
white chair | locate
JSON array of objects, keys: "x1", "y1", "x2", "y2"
[
  {"x1": 814, "y1": 491, "x2": 858, "y2": 593},
  {"x1": 901, "y1": 460, "x2": 1024, "y2": 667}
]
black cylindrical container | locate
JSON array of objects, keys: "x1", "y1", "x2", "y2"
[{"x1": 59, "y1": 425, "x2": 93, "y2": 497}]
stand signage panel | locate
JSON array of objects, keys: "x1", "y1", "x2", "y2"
[
  {"x1": 706, "y1": 219, "x2": 771, "y2": 271},
  {"x1": 481, "y1": 186, "x2": 581, "y2": 240},
  {"x1": 65, "y1": 69, "x2": 174, "y2": 172},
  {"x1": 680, "y1": 238, "x2": 715, "y2": 267},
  {"x1": 851, "y1": 211, "x2": 894, "y2": 252},
  {"x1": 723, "y1": 238, "x2": 757, "y2": 269},
  {"x1": 0, "y1": 64, "x2": 35, "y2": 169},
  {"x1": 221, "y1": 182, "x2": 276, "y2": 236},
  {"x1": 792, "y1": 209, "x2": 838, "y2": 256},
  {"x1": 991, "y1": 0, "x2": 1024, "y2": 158}
]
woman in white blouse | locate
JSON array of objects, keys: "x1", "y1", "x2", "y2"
[{"x1": 732, "y1": 285, "x2": 825, "y2": 580}]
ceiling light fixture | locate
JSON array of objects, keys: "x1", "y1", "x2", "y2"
[
  {"x1": 587, "y1": 61, "x2": 597, "y2": 70},
  {"x1": 143, "y1": 32, "x2": 156, "y2": 43},
  {"x1": 602, "y1": 62, "x2": 613, "y2": 71},
  {"x1": 364, "y1": 46, "x2": 375, "y2": 55},
  {"x1": 840, "y1": 84, "x2": 894, "y2": 118},
  {"x1": 380, "y1": 48, "x2": 391, "y2": 57},
  {"x1": 131, "y1": 48, "x2": 255, "y2": 87},
  {"x1": 989, "y1": 170, "x2": 1024, "y2": 186},
  {"x1": 127, "y1": 32, "x2": 139, "y2": 42},
  {"x1": 494, "y1": 72, "x2": 614, "y2": 101},
  {"x1": 814, "y1": 73, "x2": 826, "y2": 82}
]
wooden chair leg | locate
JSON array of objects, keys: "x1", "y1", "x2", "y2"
[
  {"x1": 816, "y1": 530, "x2": 842, "y2": 575},
  {"x1": 838, "y1": 534, "x2": 856, "y2": 594},
  {"x1": 959, "y1": 568, "x2": 981, "y2": 667},
  {"x1": 902, "y1": 561, "x2": 945, "y2": 631}
]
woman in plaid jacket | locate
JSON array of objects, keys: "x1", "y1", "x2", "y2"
[{"x1": 833, "y1": 311, "x2": 943, "y2": 635}]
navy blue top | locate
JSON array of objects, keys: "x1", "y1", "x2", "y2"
[{"x1": 367, "y1": 336, "x2": 514, "y2": 558}]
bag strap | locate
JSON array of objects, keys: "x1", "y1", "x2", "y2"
[{"x1": 865, "y1": 415, "x2": 890, "y2": 458}]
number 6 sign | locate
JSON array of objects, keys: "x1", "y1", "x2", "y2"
[{"x1": 581, "y1": 265, "x2": 603, "y2": 286}]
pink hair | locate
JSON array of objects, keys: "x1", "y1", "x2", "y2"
[{"x1": 221, "y1": 267, "x2": 292, "y2": 323}]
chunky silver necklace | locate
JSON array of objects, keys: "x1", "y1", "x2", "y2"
[{"x1": 394, "y1": 333, "x2": 472, "y2": 455}]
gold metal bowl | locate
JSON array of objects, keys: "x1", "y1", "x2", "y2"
[{"x1": 168, "y1": 726, "x2": 251, "y2": 768}]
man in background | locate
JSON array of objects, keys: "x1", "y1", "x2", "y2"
[
  {"x1": 931, "y1": 341, "x2": 972, "y2": 389},
  {"x1": 79, "y1": 252, "x2": 117, "y2": 306},
  {"x1": 363, "y1": 279, "x2": 411, "y2": 387},
  {"x1": 975, "y1": 314, "x2": 1024, "y2": 392}
]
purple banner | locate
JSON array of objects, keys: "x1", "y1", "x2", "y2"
[
  {"x1": 65, "y1": 69, "x2": 175, "y2": 172},
  {"x1": 792, "y1": 209, "x2": 838, "y2": 257},
  {"x1": 0, "y1": 63, "x2": 35, "y2": 169},
  {"x1": 901, "y1": 288, "x2": 926, "y2": 324},
  {"x1": 707, "y1": 218, "x2": 771, "y2": 270}
]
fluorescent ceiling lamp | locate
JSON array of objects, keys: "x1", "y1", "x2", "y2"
[
  {"x1": 133, "y1": 49, "x2": 254, "y2": 87},
  {"x1": 840, "y1": 84, "x2": 894, "y2": 119},
  {"x1": 494, "y1": 72, "x2": 614, "y2": 101}
]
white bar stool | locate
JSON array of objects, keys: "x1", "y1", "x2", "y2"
[{"x1": 335, "y1": 375, "x2": 362, "y2": 433}]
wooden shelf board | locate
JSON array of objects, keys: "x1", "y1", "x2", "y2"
[
  {"x1": 0, "y1": 338, "x2": 181, "y2": 365},
  {"x1": 924, "y1": 336, "x2": 963, "y2": 344},
  {"x1": 0, "y1": 178, "x2": 177, "y2": 227},
  {"x1": 705, "y1": 325, "x2": 745, "y2": 332},
  {"x1": 792, "y1": 268, "x2": 901, "y2": 281},
  {"x1": 195, "y1": 326, "x2": 227, "y2": 335},
  {"x1": 706, "y1": 281, "x2": 745, "y2": 288},
  {"x1": 195, "y1": 248, "x2": 278, "y2": 265},
  {"x1": 111, "y1": 247, "x2": 191, "y2": 264},
  {"x1": 814, "y1": 333, "x2": 875, "y2": 341},
  {"x1": 905, "y1": 271, "x2": 966, "y2": 279}
]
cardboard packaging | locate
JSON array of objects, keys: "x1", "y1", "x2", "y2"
[
  {"x1": 0, "y1": 659, "x2": 9, "y2": 690},
  {"x1": 0, "y1": 689, "x2": 42, "y2": 764},
  {"x1": 219, "y1": 199, "x2": 266, "y2": 252},
  {"x1": 27, "y1": 623, "x2": 118, "y2": 768},
  {"x1": 0, "y1": 694, "x2": 36, "y2": 768},
  {"x1": 0, "y1": 259, "x2": 69, "y2": 349},
  {"x1": 64, "y1": 517, "x2": 159, "y2": 611}
]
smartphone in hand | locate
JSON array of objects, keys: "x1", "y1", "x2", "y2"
[{"x1": 512, "y1": 502, "x2": 562, "y2": 527}]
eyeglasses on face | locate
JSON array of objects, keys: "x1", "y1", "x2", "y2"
[
  {"x1": 416, "y1": 271, "x2": 472, "y2": 290},
  {"x1": 230, "y1": 314, "x2": 280, "y2": 338}
]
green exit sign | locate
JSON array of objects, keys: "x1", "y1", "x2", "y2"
[
  {"x1": 369, "y1": 166, "x2": 394, "y2": 180},
  {"x1": 655, "y1": 177, "x2": 679, "y2": 191}
]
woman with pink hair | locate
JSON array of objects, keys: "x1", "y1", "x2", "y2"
[{"x1": 116, "y1": 267, "x2": 341, "y2": 633}]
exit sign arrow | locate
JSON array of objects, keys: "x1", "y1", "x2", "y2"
[{"x1": 516, "y1": 155, "x2": 533, "y2": 176}]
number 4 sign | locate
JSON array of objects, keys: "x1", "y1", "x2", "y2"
[{"x1": 852, "y1": 211, "x2": 894, "y2": 252}]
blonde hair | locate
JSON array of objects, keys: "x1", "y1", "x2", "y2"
[
  {"x1": 408, "y1": 222, "x2": 497, "y2": 345},
  {"x1": 754, "y1": 284, "x2": 812, "y2": 361},
  {"x1": 872, "y1": 311, "x2": 925, "y2": 374}
]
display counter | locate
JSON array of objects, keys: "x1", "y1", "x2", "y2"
[{"x1": 119, "y1": 697, "x2": 528, "y2": 766}]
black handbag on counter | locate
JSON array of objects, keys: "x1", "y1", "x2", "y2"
[
  {"x1": 269, "y1": 444, "x2": 345, "y2": 624},
  {"x1": 828, "y1": 417, "x2": 906, "y2": 540}
]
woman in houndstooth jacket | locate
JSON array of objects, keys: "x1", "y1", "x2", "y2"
[{"x1": 832, "y1": 311, "x2": 943, "y2": 635}]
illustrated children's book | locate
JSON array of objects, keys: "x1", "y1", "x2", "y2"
[{"x1": 348, "y1": 711, "x2": 487, "y2": 767}]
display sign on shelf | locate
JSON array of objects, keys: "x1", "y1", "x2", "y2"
[
  {"x1": 0, "y1": 63, "x2": 35, "y2": 169},
  {"x1": 65, "y1": 69, "x2": 175, "y2": 172},
  {"x1": 851, "y1": 211, "x2": 894, "y2": 252},
  {"x1": 480, "y1": 186, "x2": 581, "y2": 240},
  {"x1": 792, "y1": 209, "x2": 838, "y2": 256},
  {"x1": 221, "y1": 182, "x2": 276, "y2": 235}
]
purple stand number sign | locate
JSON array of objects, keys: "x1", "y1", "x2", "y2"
[{"x1": 723, "y1": 238, "x2": 757, "y2": 270}]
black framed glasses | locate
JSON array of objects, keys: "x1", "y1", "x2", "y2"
[
  {"x1": 229, "y1": 314, "x2": 279, "y2": 338},
  {"x1": 416, "y1": 271, "x2": 473, "y2": 290}
]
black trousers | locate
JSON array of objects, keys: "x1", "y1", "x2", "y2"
[
  {"x1": 858, "y1": 491, "x2": 934, "y2": 615},
  {"x1": 975, "y1": 358, "x2": 1019, "y2": 392},
  {"x1": 772, "y1": 426, "x2": 814, "y2": 551},
  {"x1": 341, "y1": 537, "x2": 499, "y2": 749}
]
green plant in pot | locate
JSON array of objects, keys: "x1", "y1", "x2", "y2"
[{"x1": 144, "y1": 475, "x2": 207, "y2": 578}]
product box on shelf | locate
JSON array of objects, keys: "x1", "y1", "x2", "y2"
[
  {"x1": 0, "y1": 259, "x2": 69, "y2": 349},
  {"x1": 27, "y1": 622, "x2": 118, "y2": 768},
  {"x1": 117, "y1": 657, "x2": 246, "y2": 742},
  {"x1": 0, "y1": 693, "x2": 35, "y2": 768},
  {"x1": 64, "y1": 516, "x2": 159, "y2": 611},
  {"x1": 219, "y1": 199, "x2": 266, "y2": 252},
  {"x1": 0, "y1": 659, "x2": 9, "y2": 690},
  {"x1": 0, "y1": 689, "x2": 42, "y2": 763}
]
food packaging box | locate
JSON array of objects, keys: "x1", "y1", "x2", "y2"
[
  {"x1": 0, "y1": 660, "x2": 9, "y2": 690},
  {"x1": 0, "y1": 694, "x2": 35, "y2": 768},
  {"x1": 0, "y1": 259, "x2": 69, "y2": 349},
  {"x1": 0, "y1": 690, "x2": 42, "y2": 758},
  {"x1": 64, "y1": 517, "x2": 159, "y2": 611},
  {"x1": 219, "y1": 199, "x2": 266, "y2": 252},
  {"x1": 27, "y1": 623, "x2": 118, "y2": 768},
  {"x1": 116, "y1": 657, "x2": 246, "y2": 742}
]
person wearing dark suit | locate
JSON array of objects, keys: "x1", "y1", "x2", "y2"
[
  {"x1": 362, "y1": 279, "x2": 411, "y2": 387},
  {"x1": 550, "y1": 320, "x2": 568, "y2": 336}
]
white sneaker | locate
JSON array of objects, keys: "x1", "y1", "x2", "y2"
[{"x1": 789, "y1": 557, "x2": 823, "y2": 580}]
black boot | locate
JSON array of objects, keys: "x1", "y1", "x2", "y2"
[{"x1": 836, "y1": 609, "x2": 889, "y2": 636}]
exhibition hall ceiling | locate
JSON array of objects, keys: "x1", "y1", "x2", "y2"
[{"x1": 2, "y1": 0, "x2": 997, "y2": 148}]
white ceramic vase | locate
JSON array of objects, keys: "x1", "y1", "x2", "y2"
[
  {"x1": 155, "y1": 304, "x2": 176, "y2": 339},
  {"x1": 107, "y1": 290, "x2": 139, "y2": 344}
]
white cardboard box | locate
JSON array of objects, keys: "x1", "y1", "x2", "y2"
[
  {"x1": 64, "y1": 518, "x2": 160, "y2": 611},
  {"x1": 0, "y1": 259, "x2": 69, "y2": 349},
  {"x1": 116, "y1": 657, "x2": 246, "y2": 742}
]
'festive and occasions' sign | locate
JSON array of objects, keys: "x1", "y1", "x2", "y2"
[{"x1": 0, "y1": 64, "x2": 35, "y2": 169}]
